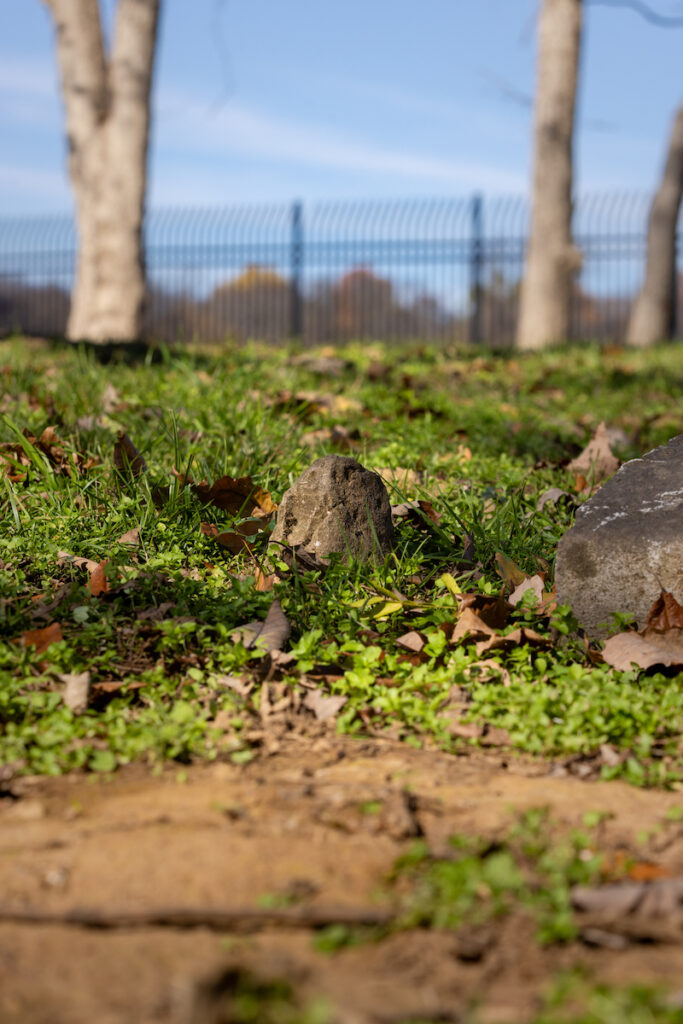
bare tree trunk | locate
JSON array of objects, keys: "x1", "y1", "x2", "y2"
[
  {"x1": 626, "y1": 103, "x2": 683, "y2": 347},
  {"x1": 44, "y1": 0, "x2": 159, "y2": 344},
  {"x1": 516, "y1": 0, "x2": 583, "y2": 352}
]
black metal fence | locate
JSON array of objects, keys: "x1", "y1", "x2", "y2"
[{"x1": 0, "y1": 193, "x2": 680, "y2": 346}]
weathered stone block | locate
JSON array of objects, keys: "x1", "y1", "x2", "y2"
[
  {"x1": 555, "y1": 433, "x2": 683, "y2": 637},
  {"x1": 270, "y1": 455, "x2": 394, "y2": 563}
]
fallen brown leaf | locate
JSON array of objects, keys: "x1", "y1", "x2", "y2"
[
  {"x1": 299, "y1": 425, "x2": 358, "y2": 450},
  {"x1": 568, "y1": 421, "x2": 620, "y2": 483},
  {"x1": 459, "y1": 592, "x2": 512, "y2": 630},
  {"x1": 474, "y1": 627, "x2": 550, "y2": 656},
  {"x1": 391, "y1": 499, "x2": 441, "y2": 526},
  {"x1": 0, "y1": 426, "x2": 98, "y2": 481},
  {"x1": 602, "y1": 629, "x2": 683, "y2": 672},
  {"x1": 303, "y1": 690, "x2": 348, "y2": 721},
  {"x1": 451, "y1": 608, "x2": 496, "y2": 644},
  {"x1": 113, "y1": 432, "x2": 147, "y2": 477},
  {"x1": 465, "y1": 658, "x2": 512, "y2": 687},
  {"x1": 647, "y1": 591, "x2": 683, "y2": 631},
  {"x1": 87, "y1": 561, "x2": 110, "y2": 597},
  {"x1": 495, "y1": 552, "x2": 527, "y2": 588},
  {"x1": 536, "y1": 487, "x2": 573, "y2": 511},
  {"x1": 20, "y1": 622, "x2": 62, "y2": 654},
  {"x1": 192, "y1": 476, "x2": 276, "y2": 516},
  {"x1": 116, "y1": 528, "x2": 140, "y2": 547},
  {"x1": 58, "y1": 551, "x2": 100, "y2": 575},
  {"x1": 396, "y1": 630, "x2": 425, "y2": 653},
  {"x1": 201, "y1": 519, "x2": 268, "y2": 554},
  {"x1": 254, "y1": 569, "x2": 276, "y2": 592},
  {"x1": 232, "y1": 599, "x2": 290, "y2": 652},
  {"x1": 376, "y1": 467, "x2": 420, "y2": 490},
  {"x1": 509, "y1": 574, "x2": 545, "y2": 608}
]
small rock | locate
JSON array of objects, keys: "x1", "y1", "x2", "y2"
[
  {"x1": 270, "y1": 455, "x2": 394, "y2": 563},
  {"x1": 555, "y1": 432, "x2": 683, "y2": 637}
]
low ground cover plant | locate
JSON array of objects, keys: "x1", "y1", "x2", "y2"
[{"x1": 1, "y1": 337, "x2": 682, "y2": 783}]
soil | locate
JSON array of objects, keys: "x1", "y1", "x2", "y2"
[{"x1": 1, "y1": 737, "x2": 683, "y2": 1024}]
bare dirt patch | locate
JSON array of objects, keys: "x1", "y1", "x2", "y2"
[{"x1": 1, "y1": 740, "x2": 683, "y2": 1023}]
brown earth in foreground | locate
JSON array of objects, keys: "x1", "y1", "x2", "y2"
[{"x1": 1, "y1": 738, "x2": 683, "y2": 1024}]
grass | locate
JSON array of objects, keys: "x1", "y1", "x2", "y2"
[
  {"x1": 530, "y1": 973, "x2": 683, "y2": 1024},
  {"x1": 1, "y1": 336, "x2": 683, "y2": 783}
]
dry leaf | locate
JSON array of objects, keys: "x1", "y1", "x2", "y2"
[
  {"x1": 303, "y1": 690, "x2": 347, "y2": 721},
  {"x1": 214, "y1": 674, "x2": 253, "y2": 697},
  {"x1": 602, "y1": 630, "x2": 683, "y2": 672},
  {"x1": 474, "y1": 627, "x2": 550, "y2": 656},
  {"x1": 396, "y1": 630, "x2": 425, "y2": 653},
  {"x1": 299, "y1": 425, "x2": 357, "y2": 450},
  {"x1": 509, "y1": 574, "x2": 545, "y2": 608},
  {"x1": 192, "y1": 476, "x2": 276, "y2": 516},
  {"x1": 113, "y1": 432, "x2": 147, "y2": 477},
  {"x1": 254, "y1": 569, "x2": 275, "y2": 592},
  {"x1": 0, "y1": 426, "x2": 98, "y2": 481},
  {"x1": 460, "y1": 592, "x2": 512, "y2": 630},
  {"x1": 466, "y1": 659, "x2": 512, "y2": 687},
  {"x1": 58, "y1": 551, "x2": 100, "y2": 575},
  {"x1": 536, "y1": 487, "x2": 572, "y2": 510},
  {"x1": 58, "y1": 671, "x2": 91, "y2": 714},
  {"x1": 20, "y1": 622, "x2": 63, "y2": 654},
  {"x1": 88, "y1": 561, "x2": 110, "y2": 597},
  {"x1": 232, "y1": 599, "x2": 290, "y2": 652},
  {"x1": 201, "y1": 519, "x2": 268, "y2": 554},
  {"x1": 91, "y1": 679, "x2": 147, "y2": 696},
  {"x1": 451, "y1": 608, "x2": 496, "y2": 644},
  {"x1": 647, "y1": 591, "x2": 683, "y2": 632},
  {"x1": 495, "y1": 552, "x2": 527, "y2": 588},
  {"x1": 116, "y1": 528, "x2": 140, "y2": 547},
  {"x1": 567, "y1": 421, "x2": 620, "y2": 483},
  {"x1": 391, "y1": 499, "x2": 441, "y2": 526},
  {"x1": 376, "y1": 467, "x2": 420, "y2": 489}
]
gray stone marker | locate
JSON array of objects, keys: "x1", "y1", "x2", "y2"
[
  {"x1": 270, "y1": 455, "x2": 394, "y2": 563},
  {"x1": 555, "y1": 433, "x2": 683, "y2": 637}
]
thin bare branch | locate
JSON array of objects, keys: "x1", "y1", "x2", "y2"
[
  {"x1": 588, "y1": 0, "x2": 683, "y2": 26},
  {"x1": 0, "y1": 904, "x2": 394, "y2": 932}
]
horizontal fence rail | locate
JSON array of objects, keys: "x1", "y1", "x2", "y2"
[{"x1": 0, "y1": 194, "x2": 680, "y2": 346}]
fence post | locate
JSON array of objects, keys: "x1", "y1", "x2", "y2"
[
  {"x1": 469, "y1": 193, "x2": 483, "y2": 345},
  {"x1": 290, "y1": 199, "x2": 303, "y2": 339}
]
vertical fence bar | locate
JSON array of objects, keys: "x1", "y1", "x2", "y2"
[
  {"x1": 290, "y1": 199, "x2": 303, "y2": 339},
  {"x1": 469, "y1": 193, "x2": 483, "y2": 345}
]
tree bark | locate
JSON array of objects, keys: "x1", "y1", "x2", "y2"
[
  {"x1": 626, "y1": 103, "x2": 683, "y2": 347},
  {"x1": 44, "y1": 0, "x2": 160, "y2": 344},
  {"x1": 516, "y1": 0, "x2": 583, "y2": 352}
]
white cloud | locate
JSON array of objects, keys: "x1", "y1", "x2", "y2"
[{"x1": 154, "y1": 88, "x2": 526, "y2": 193}]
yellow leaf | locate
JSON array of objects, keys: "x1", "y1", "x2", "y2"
[
  {"x1": 373, "y1": 601, "x2": 404, "y2": 619},
  {"x1": 439, "y1": 572, "x2": 461, "y2": 598}
]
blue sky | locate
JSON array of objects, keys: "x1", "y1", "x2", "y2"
[{"x1": 1, "y1": 0, "x2": 682, "y2": 214}]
